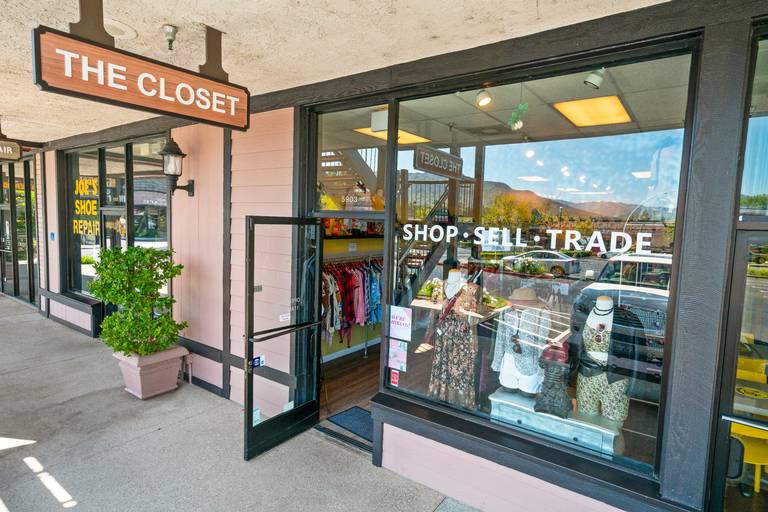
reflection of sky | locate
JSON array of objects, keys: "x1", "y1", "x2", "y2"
[
  {"x1": 742, "y1": 116, "x2": 768, "y2": 197},
  {"x1": 398, "y1": 129, "x2": 684, "y2": 208}
]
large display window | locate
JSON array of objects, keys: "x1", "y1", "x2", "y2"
[
  {"x1": 65, "y1": 137, "x2": 168, "y2": 296},
  {"x1": 316, "y1": 105, "x2": 389, "y2": 213},
  {"x1": 385, "y1": 51, "x2": 692, "y2": 471},
  {"x1": 740, "y1": 37, "x2": 768, "y2": 217}
]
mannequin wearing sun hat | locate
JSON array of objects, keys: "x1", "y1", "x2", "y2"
[{"x1": 492, "y1": 287, "x2": 552, "y2": 395}]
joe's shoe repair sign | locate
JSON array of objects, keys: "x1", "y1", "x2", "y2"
[{"x1": 32, "y1": 26, "x2": 250, "y2": 130}]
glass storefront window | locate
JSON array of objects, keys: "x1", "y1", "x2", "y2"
[
  {"x1": 104, "y1": 145, "x2": 127, "y2": 207},
  {"x1": 68, "y1": 149, "x2": 100, "y2": 295},
  {"x1": 741, "y1": 38, "x2": 768, "y2": 217},
  {"x1": 66, "y1": 139, "x2": 168, "y2": 296},
  {"x1": 388, "y1": 52, "x2": 691, "y2": 470},
  {"x1": 316, "y1": 105, "x2": 388, "y2": 212},
  {"x1": 132, "y1": 139, "x2": 168, "y2": 251}
]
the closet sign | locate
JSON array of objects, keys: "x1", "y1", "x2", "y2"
[
  {"x1": 401, "y1": 224, "x2": 655, "y2": 255},
  {"x1": 32, "y1": 26, "x2": 250, "y2": 130}
]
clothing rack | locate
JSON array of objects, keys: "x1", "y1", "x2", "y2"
[{"x1": 322, "y1": 252, "x2": 383, "y2": 358}]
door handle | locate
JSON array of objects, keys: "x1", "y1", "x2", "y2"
[
  {"x1": 249, "y1": 321, "x2": 321, "y2": 343},
  {"x1": 722, "y1": 414, "x2": 768, "y2": 432}
]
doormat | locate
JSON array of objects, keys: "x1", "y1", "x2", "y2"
[{"x1": 327, "y1": 406, "x2": 373, "y2": 442}]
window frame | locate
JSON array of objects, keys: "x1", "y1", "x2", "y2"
[
  {"x1": 62, "y1": 135, "x2": 169, "y2": 299},
  {"x1": 300, "y1": 35, "x2": 701, "y2": 492}
]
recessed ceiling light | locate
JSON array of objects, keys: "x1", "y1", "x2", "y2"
[
  {"x1": 536, "y1": 160, "x2": 544, "y2": 167},
  {"x1": 525, "y1": 150, "x2": 535, "y2": 158},
  {"x1": 553, "y1": 95, "x2": 631, "y2": 127},
  {"x1": 354, "y1": 127, "x2": 431, "y2": 144},
  {"x1": 578, "y1": 175, "x2": 587, "y2": 184},
  {"x1": 632, "y1": 171, "x2": 652, "y2": 179},
  {"x1": 104, "y1": 18, "x2": 138, "y2": 41}
]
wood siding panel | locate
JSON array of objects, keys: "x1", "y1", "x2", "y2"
[
  {"x1": 171, "y1": 124, "x2": 225, "y2": 350},
  {"x1": 228, "y1": 108, "x2": 295, "y2": 396}
]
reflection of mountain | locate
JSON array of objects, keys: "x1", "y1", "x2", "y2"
[
  {"x1": 482, "y1": 181, "x2": 595, "y2": 218},
  {"x1": 563, "y1": 200, "x2": 637, "y2": 218},
  {"x1": 408, "y1": 174, "x2": 669, "y2": 220}
]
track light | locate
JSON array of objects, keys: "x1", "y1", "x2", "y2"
[
  {"x1": 475, "y1": 89, "x2": 492, "y2": 107},
  {"x1": 584, "y1": 68, "x2": 605, "y2": 89}
]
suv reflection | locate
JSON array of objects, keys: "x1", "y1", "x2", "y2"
[{"x1": 570, "y1": 254, "x2": 672, "y2": 400}]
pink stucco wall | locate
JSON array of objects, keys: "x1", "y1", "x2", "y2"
[
  {"x1": 170, "y1": 123, "x2": 225, "y2": 351},
  {"x1": 228, "y1": 109, "x2": 294, "y2": 415},
  {"x1": 382, "y1": 425, "x2": 623, "y2": 512}
]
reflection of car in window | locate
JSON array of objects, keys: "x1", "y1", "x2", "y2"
[
  {"x1": 502, "y1": 250, "x2": 580, "y2": 278},
  {"x1": 570, "y1": 253, "x2": 672, "y2": 401}
]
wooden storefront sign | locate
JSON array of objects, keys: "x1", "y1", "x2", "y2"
[
  {"x1": 413, "y1": 144, "x2": 463, "y2": 178},
  {"x1": 0, "y1": 140, "x2": 21, "y2": 161},
  {"x1": 32, "y1": 26, "x2": 250, "y2": 130}
]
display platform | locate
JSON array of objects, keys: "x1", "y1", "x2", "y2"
[{"x1": 489, "y1": 389, "x2": 623, "y2": 455}]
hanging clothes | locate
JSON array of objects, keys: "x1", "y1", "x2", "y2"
[{"x1": 320, "y1": 259, "x2": 383, "y2": 347}]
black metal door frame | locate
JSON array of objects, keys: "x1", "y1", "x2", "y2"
[
  {"x1": 708, "y1": 230, "x2": 768, "y2": 510},
  {"x1": 243, "y1": 215, "x2": 323, "y2": 460}
]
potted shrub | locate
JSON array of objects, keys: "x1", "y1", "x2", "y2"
[{"x1": 90, "y1": 247, "x2": 189, "y2": 399}]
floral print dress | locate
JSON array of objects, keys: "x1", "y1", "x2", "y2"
[{"x1": 428, "y1": 285, "x2": 479, "y2": 410}]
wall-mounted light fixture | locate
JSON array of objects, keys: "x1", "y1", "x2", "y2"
[{"x1": 159, "y1": 132, "x2": 193, "y2": 196}]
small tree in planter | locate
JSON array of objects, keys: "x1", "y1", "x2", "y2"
[{"x1": 90, "y1": 247, "x2": 189, "y2": 399}]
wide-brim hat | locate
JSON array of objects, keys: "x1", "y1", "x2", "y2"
[{"x1": 509, "y1": 287, "x2": 542, "y2": 306}]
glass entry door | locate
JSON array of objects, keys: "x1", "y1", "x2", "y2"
[
  {"x1": 711, "y1": 231, "x2": 768, "y2": 510},
  {"x1": 0, "y1": 161, "x2": 37, "y2": 303},
  {"x1": 243, "y1": 216, "x2": 322, "y2": 460}
]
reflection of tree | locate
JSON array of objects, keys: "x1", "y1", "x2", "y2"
[
  {"x1": 481, "y1": 193, "x2": 532, "y2": 229},
  {"x1": 574, "y1": 217, "x2": 594, "y2": 234},
  {"x1": 742, "y1": 194, "x2": 768, "y2": 210}
]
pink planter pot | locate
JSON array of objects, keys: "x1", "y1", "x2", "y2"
[{"x1": 113, "y1": 345, "x2": 189, "y2": 399}]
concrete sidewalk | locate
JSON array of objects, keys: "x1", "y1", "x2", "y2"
[{"x1": 0, "y1": 296, "x2": 473, "y2": 512}]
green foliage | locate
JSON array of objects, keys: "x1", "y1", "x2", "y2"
[
  {"x1": 561, "y1": 250, "x2": 592, "y2": 258},
  {"x1": 481, "y1": 193, "x2": 532, "y2": 229},
  {"x1": 741, "y1": 194, "x2": 768, "y2": 210},
  {"x1": 748, "y1": 265, "x2": 768, "y2": 278},
  {"x1": 89, "y1": 247, "x2": 187, "y2": 356},
  {"x1": 81, "y1": 255, "x2": 97, "y2": 265},
  {"x1": 510, "y1": 257, "x2": 547, "y2": 275}
]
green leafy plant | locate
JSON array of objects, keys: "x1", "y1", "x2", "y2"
[
  {"x1": 89, "y1": 247, "x2": 187, "y2": 356},
  {"x1": 81, "y1": 255, "x2": 97, "y2": 265}
]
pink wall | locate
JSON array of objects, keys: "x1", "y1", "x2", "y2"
[
  {"x1": 229, "y1": 109, "x2": 294, "y2": 415},
  {"x1": 49, "y1": 300, "x2": 91, "y2": 330},
  {"x1": 34, "y1": 153, "x2": 47, "y2": 292},
  {"x1": 171, "y1": 124, "x2": 224, "y2": 352},
  {"x1": 382, "y1": 425, "x2": 622, "y2": 512},
  {"x1": 44, "y1": 151, "x2": 60, "y2": 293}
]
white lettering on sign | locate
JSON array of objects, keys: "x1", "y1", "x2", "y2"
[
  {"x1": 36, "y1": 27, "x2": 250, "y2": 130},
  {"x1": 402, "y1": 224, "x2": 656, "y2": 255}
]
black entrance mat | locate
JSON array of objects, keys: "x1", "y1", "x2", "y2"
[{"x1": 326, "y1": 406, "x2": 373, "y2": 442}]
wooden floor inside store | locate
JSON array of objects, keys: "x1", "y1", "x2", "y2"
[{"x1": 320, "y1": 344, "x2": 380, "y2": 420}]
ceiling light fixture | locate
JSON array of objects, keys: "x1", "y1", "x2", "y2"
[
  {"x1": 584, "y1": 67, "x2": 605, "y2": 89},
  {"x1": 553, "y1": 95, "x2": 632, "y2": 127},
  {"x1": 162, "y1": 24, "x2": 178, "y2": 51},
  {"x1": 354, "y1": 127, "x2": 431, "y2": 145},
  {"x1": 632, "y1": 171, "x2": 652, "y2": 179},
  {"x1": 475, "y1": 89, "x2": 492, "y2": 107}
]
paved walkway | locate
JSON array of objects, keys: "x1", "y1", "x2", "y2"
[{"x1": 0, "y1": 296, "x2": 473, "y2": 512}]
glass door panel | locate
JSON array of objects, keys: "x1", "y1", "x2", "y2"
[
  {"x1": 244, "y1": 216, "x2": 322, "y2": 460},
  {"x1": 15, "y1": 171, "x2": 29, "y2": 302},
  {"x1": 0, "y1": 208, "x2": 15, "y2": 296},
  {"x1": 715, "y1": 232, "x2": 768, "y2": 510}
]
